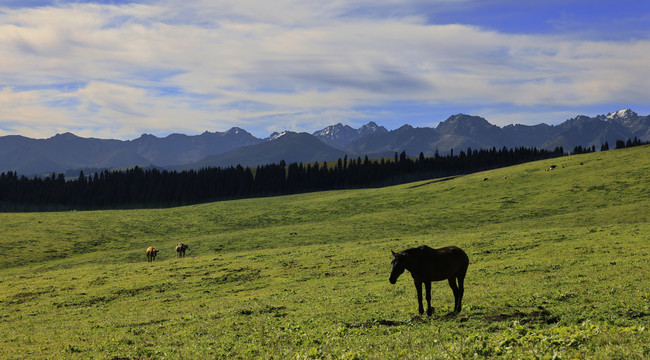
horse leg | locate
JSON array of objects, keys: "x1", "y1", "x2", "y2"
[
  {"x1": 414, "y1": 280, "x2": 424, "y2": 315},
  {"x1": 425, "y1": 281, "x2": 433, "y2": 316},
  {"x1": 448, "y1": 277, "x2": 460, "y2": 313},
  {"x1": 456, "y1": 273, "x2": 465, "y2": 313}
]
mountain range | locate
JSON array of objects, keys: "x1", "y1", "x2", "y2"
[{"x1": 1, "y1": 109, "x2": 648, "y2": 176}]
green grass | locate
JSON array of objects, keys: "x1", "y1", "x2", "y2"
[{"x1": 1, "y1": 146, "x2": 649, "y2": 359}]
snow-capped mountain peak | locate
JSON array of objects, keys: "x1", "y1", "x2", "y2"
[
  {"x1": 312, "y1": 121, "x2": 388, "y2": 149},
  {"x1": 313, "y1": 123, "x2": 352, "y2": 137},
  {"x1": 607, "y1": 109, "x2": 636, "y2": 120},
  {"x1": 267, "y1": 131, "x2": 289, "y2": 141},
  {"x1": 358, "y1": 121, "x2": 387, "y2": 136}
]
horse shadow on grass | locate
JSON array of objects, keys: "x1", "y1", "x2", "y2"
[
  {"x1": 342, "y1": 307, "x2": 558, "y2": 329},
  {"x1": 343, "y1": 312, "x2": 465, "y2": 329}
]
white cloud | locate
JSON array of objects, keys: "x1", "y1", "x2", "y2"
[{"x1": 0, "y1": 1, "x2": 648, "y2": 139}]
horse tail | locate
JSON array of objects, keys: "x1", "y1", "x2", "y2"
[{"x1": 456, "y1": 249, "x2": 469, "y2": 282}]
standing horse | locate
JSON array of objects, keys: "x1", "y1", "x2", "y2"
[
  {"x1": 176, "y1": 243, "x2": 189, "y2": 258},
  {"x1": 146, "y1": 246, "x2": 160, "y2": 262},
  {"x1": 389, "y1": 245, "x2": 469, "y2": 315}
]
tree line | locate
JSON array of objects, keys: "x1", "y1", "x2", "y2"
[
  {"x1": 0, "y1": 140, "x2": 645, "y2": 211},
  {"x1": 571, "y1": 136, "x2": 647, "y2": 154}
]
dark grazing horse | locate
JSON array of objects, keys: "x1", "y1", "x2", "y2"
[
  {"x1": 176, "y1": 243, "x2": 189, "y2": 258},
  {"x1": 389, "y1": 245, "x2": 469, "y2": 315}
]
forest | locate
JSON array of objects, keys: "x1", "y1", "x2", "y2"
[{"x1": 0, "y1": 138, "x2": 645, "y2": 211}]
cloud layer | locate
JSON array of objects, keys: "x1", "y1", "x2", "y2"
[{"x1": 1, "y1": 0, "x2": 649, "y2": 139}]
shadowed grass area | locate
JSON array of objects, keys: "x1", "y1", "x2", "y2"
[{"x1": 0, "y1": 146, "x2": 648, "y2": 359}]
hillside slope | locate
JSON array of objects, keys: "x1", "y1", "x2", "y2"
[{"x1": 0, "y1": 146, "x2": 648, "y2": 359}]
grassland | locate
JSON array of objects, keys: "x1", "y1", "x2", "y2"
[{"x1": 1, "y1": 146, "x2": 649, "y2": 359}]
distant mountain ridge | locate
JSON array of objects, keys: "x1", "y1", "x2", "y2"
[
  {"x1": 0, "y1": 128, "x2": 262, "y2": 175},
  {"x1": 335, "y1": 109, "x2": 648, "y2": 157},
  {"x1": 313, "y1": 121, "x2": 388, "y2": 148},
  {"x1": 182, "y1": 132, "x2": 348, "y2": 170},
  {"x1": 1, "y1": 109, "x2": 648, "y2": 175}
]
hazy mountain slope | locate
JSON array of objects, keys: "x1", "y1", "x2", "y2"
[
  {"x1": 0, "y1": 133, "x2": 149, "y2": 175},
  {"x1": 0, "y1": 129, "x2": 262, "y2": 175},
  {"x1": 127, "y1": 128, "x2": 262, "y2": 166},
  {"x1": 185, "y1": 132, "x2": 348, "y2": 169},
  {"x1": 345, "y1": 125, "x2": 440, "y2": 156},
  {"x1": 501, "y1": 123, "x2": 560, "y2": 148},
  {"x1": 542, "y1": 115, "x2": 632, "y2": 150},
  {"x1": 435, "y1": 114, "x2": 505, "y2": 147}
]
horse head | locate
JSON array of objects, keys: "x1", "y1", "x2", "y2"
[{"x1": 389, "y1": 250, "x2": 408, "y2": 284}]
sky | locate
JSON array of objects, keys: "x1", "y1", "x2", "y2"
[{"x1": 1, "y1": 0, "x2": 649, "y2": 140}]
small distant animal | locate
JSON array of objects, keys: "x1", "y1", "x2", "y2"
[
  {"x1": 390, "y1": 245, "x2": 469, "y2": 315},
  {"x1": 176, "y1": 243, "x2": 189, "y2": 258},
  {"x1": 146, "y1": 246, "x2": 159, "y2": 262},
  {"x1": 290, "y1": 232, "x2": 298, "y2": 236},
  {"x1": 483, "y1": 178, "x2": 488, "y2": 181}
]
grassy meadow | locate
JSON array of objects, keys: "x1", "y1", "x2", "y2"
[{"x1": 1, "y1": 146, "x2": 649, "y2": 359}]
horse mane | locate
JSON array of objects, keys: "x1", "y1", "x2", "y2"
[{"x1": 401, "y1": 245, "x2": 435, "y2": 256}]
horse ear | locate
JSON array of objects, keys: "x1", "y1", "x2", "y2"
[{"x1": 391, "y1": 250, "x2": 396, "y2": 257}]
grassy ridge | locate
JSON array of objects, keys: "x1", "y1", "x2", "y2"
[{"x1": 0, "y1": 146, "x2": 649, "y2": 359}]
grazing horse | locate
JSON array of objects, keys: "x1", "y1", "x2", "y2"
[
  {"x1": 146, "y1": 246, "x2": 159, "y2": 262},
  {"x1": 176, "y1": 243, "x2": 189, "y2": 258},
  {"x1": 389, "y1": 245, "x2": 469, "y2": 315}
]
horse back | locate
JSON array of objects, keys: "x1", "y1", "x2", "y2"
[
  {"x1": 438, "y1": 246, "x2": 468, "y2": 264},
  {"x1": 413, "y1": 245, "x2": 469, "y2": 281}
]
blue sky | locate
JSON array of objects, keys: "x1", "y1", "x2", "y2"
[{"x1": 1, "y1": 0, "x2": 649, "y2": 139}]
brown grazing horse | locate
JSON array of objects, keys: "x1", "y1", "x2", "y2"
[
  {"x1": 389, "y1": 245, "x2": 469, "y2": 315},
  {"x1": 146, "y1": 246, "x2": 159, "y2": 262}
]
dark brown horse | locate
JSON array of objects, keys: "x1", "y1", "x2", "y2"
[
  {"x1": 389, "y1": 245, "x2": 469, "y2": 315},
  {"x1": 176, "y1": 243, "x2": 189, "y2": 258}
]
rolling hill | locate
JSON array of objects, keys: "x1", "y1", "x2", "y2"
[{"x1": 0, "y1": 145, "x2": 648, "y2": 358}]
